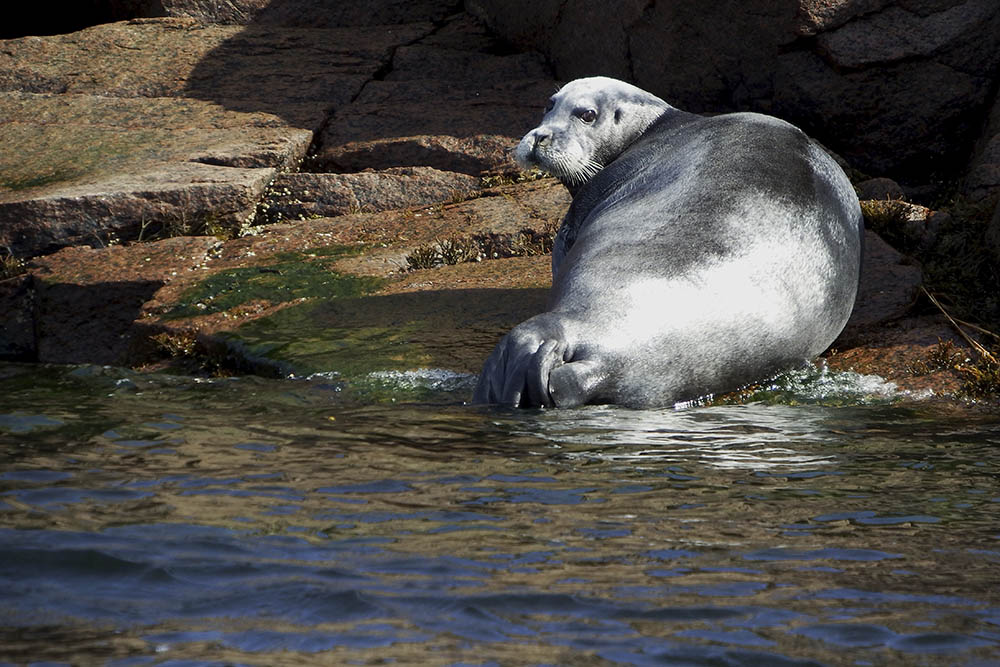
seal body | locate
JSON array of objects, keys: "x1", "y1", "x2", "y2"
[{"x1": 474, "y1": 77, "x2": 863, "y2": 408}]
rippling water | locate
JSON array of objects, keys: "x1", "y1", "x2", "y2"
[{"x1": 1, "y1": 362, "x2": 999, "y2": 665}]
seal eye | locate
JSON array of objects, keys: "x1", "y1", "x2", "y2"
[
  {"x1": 578, "y1": 109, "x2": 597, "y2": 123},
  {"x1": 544, "y1": 99, "x2": 555, "y2": 114}
]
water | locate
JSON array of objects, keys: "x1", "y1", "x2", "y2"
[{"x1": 1, "y1": 362, "x2": 999, "y2": 665}]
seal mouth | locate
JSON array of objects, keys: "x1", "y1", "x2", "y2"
[
  {"x1": 514, "y1": 130, "x2": 603, "y2": 187},
  {"x1": 543, "y1": 153, "x2": 603, "y2": 187}
]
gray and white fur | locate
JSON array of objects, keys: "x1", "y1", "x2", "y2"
[{"x1": 474, "y1": 77, "x2": 863, "y2": 408}]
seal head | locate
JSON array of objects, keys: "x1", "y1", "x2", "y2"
[{"x1": 513, "y1": 77, "x2": 672, "y2": 193}]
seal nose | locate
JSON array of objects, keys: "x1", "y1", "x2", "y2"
[{"x1": 531, "y1": 130, "x2": 551, "y2": 158}]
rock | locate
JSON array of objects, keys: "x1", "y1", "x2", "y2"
[
  {"x1": 311, "y1": 11, "x2": 552, "y2": 175},
  {"x1": 313, "y1": 101, "x2": 534, "y2": 175},
  {"x1": 856, "y1": 177, "x2": 906, "y2": 201},
  {"x1": 908, "y1": 208, "x2": 948, "y2": 251},
  {"x1": 260, "y1": 168, "x2": 481, "y2": 222},
  {"x1": 815, "y1": 0, "x2": 997, "y2": 68},
  {"x1": 250, "y1": 0, "x2": 461, "y2": 28},
  {"x1": 965, "y1": 135, "x2": 1000, "y2": 203},
  {"x1": 313, "y1": 44, "x2": 552, "y2": 174},
  {"x1": 824, "y1": 314, "x2": 969, "y2": 398},
  {"x1": 462, "y1": 0, "x2": 563, "y2": 54},
  {"x1": 387, "y1": 45, "x2": 550, "y2": 84},
  {"x1": 1, "y1": 163, "x2": 274, "y2": 257},
  {"x1": 27, "y1": 236, "x2": 221, "y2": 365},
  {"x1": 964, "y1": 87, "x2": 1000, "y2": 203},
  {"x1": 3, "y1": 179, "x2": 568, "y2": 371},
  {"x1": 227, "y1": 178, "x2": 568, "y2": 278},
  {"x1": 796, "y1": 0, "x2": 893, "y2": 35},
  {"x1": 1, "y1": 15, "x2": 429, "y2": 120},
  {"x1": 837, "y1": 229, "x2": 923, "y2": 344},
  {"x1": 861, "y1": 198, "x2": 946, "y2": 253},
  {"x1": 212, "y1": 271, "x2": 551, "y2": 378},
  {"x1": 417, "y1": 11, "x2": 500, "y2": 52},
  {"x1": 987, "y1": 203, "x2": 1000, "y2": 261},
  {"x1": 156, "y1": 0, "x2": 271, "y2": 24},
  {"x1": 0, "y1": 275, "x2": 34, "y2": 360},
  {"x1": 0, "y1": 92, "x2": 314, "y2": 256},
  {"x1": 179, "y1": 21, "x2": 433, "y2": 113},
  {"x1": 802, "y1": 0, "x2": 1000, "y2": 177},
  {"x1": 961, "y1": 41, "x2": 1000, "y2": 262},
  {"x1": 467, "y1": 0, "x2": 1000, "y2": 183},
  {"x1": 773, "y1": 51, "x2": 990, "y2": 177},
  {"x1": 0, "y1": 17, "x2": 433, "y2": 258},
  {"x1": 6, "y1": 0, "x2": 460, "y2": 37}
]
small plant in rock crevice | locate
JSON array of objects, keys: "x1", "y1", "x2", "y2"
[
  {"x1": 403, "y1": 227, "x2": 557, "y2": 272},
  {"x1": 859, "y1": 198, "x2": 914, "y2": 251},
  {"x1": 480, "y1": 168, "x2": 547, "y2": 188},
  {"x1": 1, "y1": 248, "x2": 26, "y2": 281}
]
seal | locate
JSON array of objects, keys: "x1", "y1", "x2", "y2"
[{"x1": 473, "y1": 76, "x2": 863, "y2": 408}]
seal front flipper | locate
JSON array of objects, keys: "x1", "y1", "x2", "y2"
[
  {"x1": 473, "y1": 317, "x2": 577, "y2": 408},
  {"x1": 548, "y1": 359, "x2": 608, "y2": 408}
]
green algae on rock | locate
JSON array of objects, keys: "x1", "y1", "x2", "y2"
[
  {"x1": 166, "y1": 247, "x2": 385, "y2": 319},
  {"x1": 211, "y1": 287, "x2": 549, "y2": 381}
]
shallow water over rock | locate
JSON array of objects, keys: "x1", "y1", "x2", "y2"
[{"x1": 1, "y1": 363, "x2": 998, "y2": 665}]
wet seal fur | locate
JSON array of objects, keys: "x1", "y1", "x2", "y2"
[{"x1": 474, "y1": 77, "x2": 863, "y2": 408}]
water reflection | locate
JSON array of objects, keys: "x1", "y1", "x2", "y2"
[
  {"x1": 1, "y1": 363, "x2": 999, "y2": 664},
  {"x1": 514, "y1": 404, "x2": 840, "y2": 470}
]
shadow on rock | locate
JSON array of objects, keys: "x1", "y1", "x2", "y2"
[
  {"x1": 35, "y1": 279, "x2": 166, "y2": 366},
  {"x1": 215, "y1": 286, "x2": 551, "y2": 378}
]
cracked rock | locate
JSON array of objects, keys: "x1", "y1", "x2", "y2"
[{"x1": 259, "y1": 168, "x2": 481, "y2": 221}]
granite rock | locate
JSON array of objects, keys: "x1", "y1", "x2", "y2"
[
  {"x1": 260, "y1": 168, "x2": 481, "y2": 222},
  {"x1": 0, "y1": 17, "x2": 432, "y2": 257},
  {"x1": 466, "y1": 0, "x2": 1000, "y2": 184}
]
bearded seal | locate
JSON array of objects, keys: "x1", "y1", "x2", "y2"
[{"x1": 473, "y1": 76, "x2": 863, "y2": 408}]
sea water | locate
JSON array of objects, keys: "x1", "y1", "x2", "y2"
[{"x1": 1, "y1": 362, "x2": 998, "y2": 665}]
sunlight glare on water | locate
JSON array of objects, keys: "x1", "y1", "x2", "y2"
[{"x1": 1, "y1": 362, "x2": 999, "y2": 665}]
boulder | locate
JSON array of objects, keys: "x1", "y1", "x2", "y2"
[
  {"x1": 841, "y1": 229, "x2": 923, "y2": 341},
  {"x1": 150, "y1": 0, "x2": 271, "y2": 24},
  {"x1": 312, "y1": 43, "x2": 551, "y2": 174},
  {"x1": 964, "y1": 91, "x2": 1000, "y2": 261},
  {"x1": 964, "y1": 83, "x2": 1000, "y2": 230},
  {"x1": 465, "y1": 0, "x2": 1000, "y2": 184},
  {"x1": 966, "y1": 135, "x2": 1000, "y2": 203},
  {"x1": 796, "y1": 0, "x2": 894, "y2": 34},
  {"x1": 814, "y1": 0, "x2": 996, "y2": 68},
  {"x1": 1, "y1": 163, "x2": 275, "y2": 257},
  {"x1": 856, "y1": 177, "x2": 907, "y2": 201}
]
